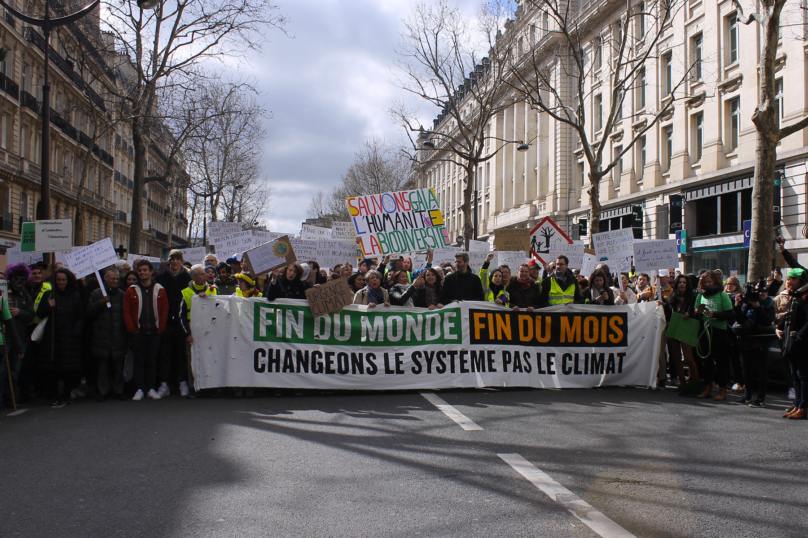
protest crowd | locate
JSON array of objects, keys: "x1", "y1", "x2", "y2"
[{"x1": 0, "y1": 236, "x2": 806, "y2": 421}]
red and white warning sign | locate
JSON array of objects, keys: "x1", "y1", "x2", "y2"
[{"x1": 530, "y1": 216, "x2": 583, "y2": 266}]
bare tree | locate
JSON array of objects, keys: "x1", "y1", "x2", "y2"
[
  {"x1": 391, "y1": 0, "x2": 522, "y2": 244},
  {"x1": 102, "y1": 0, "x2": 287, "y2": 253},
  {"x1": 504, "y1": 0, "x2": 689, "y2": 236},
  {"x1": 733, "y1": 0, "x2": 808, "y2": 279}
]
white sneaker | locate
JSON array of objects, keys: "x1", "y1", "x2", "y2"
[
  {"x1": 179, "y1": 381, "x2": 190, "y2": 397},
  {"x1": 132, "y1": 389, "x2": 144, "y2": 401},
  {"x1": 147, "y1": 389, "x2": 162, "y2": 400},
  {"x1": 157, "y1": 383, "x2": 170, "y2": 398},
  {"x1": 788, "y1": 388, "x2": 796, "y2": 400}
]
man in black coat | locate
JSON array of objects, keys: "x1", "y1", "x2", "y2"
[
  {"x1": 441, "y1": 253, "x2": 484, "y2": 303},
  {"x1": 538, "y1": 256, "x2": 585, "y2": 308},
  {"x1": 154, "y1": 250, "x2": 192, "y2": 397},
  {"x1": 87, "y1": 268, "x2": 128, "y2": 401},
  {"x1": 778, "y1": 268, "x2": 808, "y2": 419}
]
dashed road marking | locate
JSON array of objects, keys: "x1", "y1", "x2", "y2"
[
  {"x1": 499, "y1": 453, "x2": 637, "y2": 538},
  {"x1": 7, "y1": 409, "x2": 27, "y2": 416},
  {"x1": 420, "y1": 392, "x2": 483, "y2": 431}
]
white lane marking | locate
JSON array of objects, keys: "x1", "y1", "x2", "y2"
[
  {"x1": 7, "y1": 409, "x2": 27, "y2": 416},
  {"x1": 420, "y1": 392, "x2": 483, "y2": 431},
  {"x1": 498, "y1": 453, "x2": 637, "y2": 538}
]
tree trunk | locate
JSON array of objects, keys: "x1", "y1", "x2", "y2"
[
  {"x1": 128, "y1": 117, "x2": 147, "y2": 255},
  {"x1": 462, "y1": 164, "x2": 474, "y2": 246},
  {"x1": 748, "y1": 2, "x2": 782, "y2": 281},
  {"x1": 588, "y1": 172, "x2": 602, "y2": 243},
  {"x1": 73, "y1": 146, "x2": 94, "y2": 246}
]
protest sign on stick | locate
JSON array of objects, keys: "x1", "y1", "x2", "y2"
[
  {"x1": 316, "y1": 239, "x2": 357, "y2": 269},
  {"x1": 331, "y1": 222, "x2": 355, "y2": 240},
  {"x1": 34, "y1": 220, "x2": 72, "y2": 252},
  {"x1": 592, "y1": 229, "x2": 635, "y2": 260},
  {"x1": 208, "y1": 222, "x2": 243, "y2": 239},
  {"x1": 494, "y1": 228, "x2": 530, "y2": 253},
  {"x1": 242, "y1": 236, "x2": 297, "y2": 277},
  {"x1": 529, "y1": 217, "x2": 574, "y2": 264},
  {"x1": 632, "y1": 239, "x2": 678, "y2": 273},
  {"x1": 348, "y1": 188, "x2": 450, "y2": 256},
  {"x1": 65, "y1": 239, "x2": 119, "y2": 309},
  {"x1": 300, "y1": 225, "x2": 332, "y2": 240},
  {"x1": 212, "y1": 231, "x2": 254, "y2": 260},
  {"x1": 305, "y1": 278, "x2": 354, "y2": 318},
  {"x1": 468, "y1": 239, "x2": 489, "y2": 252}
]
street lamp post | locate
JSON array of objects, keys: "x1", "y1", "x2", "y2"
[{"x1": 0, "y1": 0, "x2": 100, "y2": 252}]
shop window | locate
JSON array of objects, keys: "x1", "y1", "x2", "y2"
[{"x1": 696, "y1": 197, "x2": 718, "y2": 236}]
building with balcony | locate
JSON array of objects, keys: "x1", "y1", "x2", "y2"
[{"x1": 417, "y1": 0, "x2": 808, "y2": 281}]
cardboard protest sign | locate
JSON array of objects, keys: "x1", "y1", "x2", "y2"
[
  {"x1": 592, "y1": 228, "x2": 635, "y2": 260},
  {"x1": 529, "y1": 217, "x2": 572, "y2": 264},
  {"x1": 331, "y1": 222, "x2": 355, "y2": 240},
  {"x1": 347, "y1": 188, "x2": 450, "y2": 256},
  {"x1": 208, "y1": 222, "x2": 243, "y2": 239},
  {"x1": 35, "y1": 219, "x2": 72, "y2": 252},
  {"x1": 316, "y1": 239, "x2": 357, "y2": 269},
  {"x1": 65, "y1": 238, "x2": 119, "y2": 278},
  {"x1": 254, "y1": 231, "x2": 294, "y2": 245},
  {"x1": 304, "y1": 278, "x2": 354, "y2": 318},
  {"x1": 242, "y1": 235, "x2": 296, "y2": 277},
  {"x1": 494, "y1": 228, "x2": 530, "y2": 253},
  {"x1": 632, "y1": 239, "x2": 678, "y2": 273},
  {"x1": 300, "y1": 225, "x2": 332, "y2": 240}
]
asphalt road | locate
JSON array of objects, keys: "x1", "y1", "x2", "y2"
[{"x1": 1, "y1": 386, "x2": 807, "y2": 538}]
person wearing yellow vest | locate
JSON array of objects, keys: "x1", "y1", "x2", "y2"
[
  {"x1": 234, "y1": 273, "x2": 263, "y2": 297},
  {"x1": 538, "y1": 255, "x2": 584, "y2": 307},
  {"x1": 179, "y1": 265, "x2": 216, "y2": 397},
  {"x1": 28, "y1": 264, "x2": 51, "y2": 325}
]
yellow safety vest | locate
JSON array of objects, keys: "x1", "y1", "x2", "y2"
[
  {"x1": 181, "y1": 284, "x2": 216, "y2": 320},
  {"x1": 31, "y1": 282, "x2": 52, "y2": 324},
  {"x1": 548, "y1": 278, "x2": 576, "y2": 305}
]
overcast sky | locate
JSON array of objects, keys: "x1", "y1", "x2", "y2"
[{"x1": 239, "y1": 0, "x2": 480, "y2": 233}]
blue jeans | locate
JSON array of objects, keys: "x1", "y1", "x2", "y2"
[{"x1": 132, "y1": 332, "x2": 161, "y2": 393}]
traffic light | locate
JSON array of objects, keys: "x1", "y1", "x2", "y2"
[
  {"x1": 578, "y1": 219, "x2": 587, "y2": 236},
  {"x1": 631, "y1": 205, "x2": 643, "y2": 228}
]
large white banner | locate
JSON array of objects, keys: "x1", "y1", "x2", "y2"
[{"x1": 191, "y1": 298, "x2": 664, "y2": 391}]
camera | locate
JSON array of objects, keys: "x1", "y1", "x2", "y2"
[{"x1": 741, "y1": 278, "x2": 767, "y2": 304}]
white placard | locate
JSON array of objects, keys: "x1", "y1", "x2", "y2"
[
  {"x1": 592, "y1": 229, "x2": 635, "y2": 260},
  {"x1": 548, "y1": 240, "x2": 585, "y2": 269},
  {"x1": 6, "y1": 241, "x2": 44, "y2": 266},
  {"x1": 243, "y1": 236, "x2": 296, "y2": 276},
  {"x1": 177, "y1": 247, "x2": 207, "y2": 263},
  {"x1": 316, "y1": 239, "x2": 357, "y2": 269},
  {"x1": 35, "y1": 219, "x2": 73, "y2": 252},
  {"x1": 254, "y1": 231, "x2": 292, "y2": 245},
  {"x1": 208, "y1": 222, "x2": 243, "y2": 239},
  {"x1": 290, "y1": 239, "x2": 317, "y2": 262},
  {"x1": 632, "y1": 239, "x2": 679, "y2": 273},
  {"x1": 64, "y1": 238, "x2": 119, "y2": 278},
  {"x1": 331, "y1": 222, "x2": 355, "y2": 240},
  {"x1": 213, "y1": 231, "x2": 254, "y2": 260},
  {"x1": 128, "y1": 254, "x2": 161, "y2": 266},
  {"x1": 300, "y1": 225, "x2": 332, "y2": 240},
  {"x1": 432, "y1": 246, "x2": 463, "y2": 266},
  {"x1": 468, "y1": 251, "x2": 490, "y2": 275},
  {"x1": 468, "y1": 240, "x2": 490, "y2": 252},
  {"x1": 581, "y1": 253, "x2": 599, "y2": 276},
  {"x1": 493, "y1": 251, "x2": 530, "y2": 271}
]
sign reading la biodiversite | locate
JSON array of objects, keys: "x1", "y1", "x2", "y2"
[
  {"x1": 191, "y1": 298, "x2": 664, "y2": 391},
  {"x1": 347, "y1": 188, "x2": 451, "y2": 256}
]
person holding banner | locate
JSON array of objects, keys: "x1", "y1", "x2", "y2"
[
  {"x1": 215, "y1": 263, "x2": 237, "y2": 296},
  {"x1": 636, "y1": 273, "x2": 654, "y2": 302},
  {"x1": 539, "y1": 256, "x2": 584, "y2": 307},
  {"x1": 353, "y1": 270, "x2": 390, "y2": 307},
  {"x1": 506, "y1": 264, "x2": 540, "y2": 311},
  {"x1": 613, "y1": 274, "x2": 637, "y2": 305},
  {"x1": 389, "y1": 270, "x2": 418, "y2": 307},
  {"x1": 36, "y1": 268, "x2": 85, "y2": 407},
  {"x1": 694, "y1": 271, "x2": 735, "y2": 400},
  {"x1": 179, "y1": 265, "x2": 217, "y2": 397},
  {"x1": 266, "y1": 263, "x2": 309, "y2": 300},
  {"x1": 0, "y1": 281, "x2": 23, "y2": 408},
  {"x1": 234, "y1": 273, "x2": 262, "y2": 297},
  {"x1": 123, "y1": 260, "x2": 169, "y2": 402},
  {"x1": 412, "y1": 268, "x2": 444, "y2": 310},
  {"x1": 441, "y1": 253, "x2": 484, "y2": 304}
]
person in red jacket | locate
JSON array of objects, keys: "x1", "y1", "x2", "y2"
[{"x1": 123, "y1": 259, "x2": 169, "y2": 401}]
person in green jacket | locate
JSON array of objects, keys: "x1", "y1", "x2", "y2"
[{"x1": 694, "y1": 270, "x2": 735, "y2": 400}]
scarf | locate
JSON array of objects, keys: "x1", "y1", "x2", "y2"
[
  {"x1": 367, "y1": 285, "x2": 385, "y2": 305},
  {"x1": 516, "y1": 277, "x2": 533, "y2": 291},
  {"x1": 425, "y1": 283, "x2": 438, "y2": 306},
  {"x1": 191, "y1": 281, "x2": 211, "y2": 295},
  {"x1": 702, "y1": 285, "x2": 722, "y2": 296}
]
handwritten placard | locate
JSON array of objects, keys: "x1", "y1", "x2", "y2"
[
  {"x1": 316, "y1": 239, "x2": 357, "y2": 269},
  {"x1": 468, "y1": 239, "x2": 490, "y2": 252},
  {"x1": 213, "y1": 231, "x2": 254, "y2": 260},
  {"x1": 331, "y1": 222, "x2": 355, "y2": 240},
  {"x1": 492, "y1": 251, "x2": 530, "y2": 271},
  {"x1": 581, "y1": 253, "x2": 599, "y2": 276},
  {"x1": 494, "y1": 228, "x2": 530, "y2": 253},
  {"x1": 548, "y1": 240, "x2": 585, "y2": 269},
  {"x1": 432, "y1": 246, "x2": 463, "y2": 267},
  {"x1": 65, "y1": 238, "x2": 119, "y2": 278},
  {"x1": 300, "y1": 225, "x2": 332, "y2": 240},
  {"x1": 242, "y1": 235, "x2": 296, "y2": 277},
  {"x1": 127, "y1": 254, "x2": 161, "y2": 266},
  {"x1": 347, "y1": 188, "x2": 450, "y2": 256},
  {"x1": 633, "y1": 239, "x2": 678, "y2": 272},
  {"x1": 208, "y1": 222, "x2": 243, "y2": 239},
  {"x1": 304, "y1": 278, "x2": 355, "y2": 318},
  {"x1": 592, "y1": 228, "x2": 635, "y2": 260},
  {"x1": 290, "y1": 239, "x2": 317, "y2": 263}
]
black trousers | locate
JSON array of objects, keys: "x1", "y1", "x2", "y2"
[
  {"x1": 741, "y1": 340, "x2": 770, "y2": 401},
  {"x1": 132, "y1": 332, "x2": 161, "y2": 393},
  {"x1": 160, "y1": 322, "x2": 188, "y2": 386},
  {"x1": 42, "y1": 370, "x2": 81, "y2": 402},
  {"x1": 700, "y1": 326, "x2": 730, "y2": 388}
]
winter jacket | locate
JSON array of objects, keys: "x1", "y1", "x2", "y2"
[
  {"x1": 214, "y1": 277, "x2": 237, "y2": 297},
  {"x1": 505, "y1": 278, "x2": 542, "y2": 309},
  {"x1": 266, "y1": 276, "x2": 309, "y2": 300},
  {"x1": 6, "y1": 287, "x2": 34, "y2": 339},
  {"x1": 35, "y1": 287, "x2": 85, "y2": 372},
  {"x1": 389, "y1": 283, "x2": 417, "y2": 307},
  {"x1": 539, "y1": 270, "x2": 584, "y2": 308},
  {"x1": 778, "y1": 283, "x2": 808, "y2": 356},
  {"x1": 87, "y1": 286, "x2": 128, "y2": 361},
  {"x1": 353, "y1": 286, "x2": 390, "y2": 306},
  {"x1": 733, "y1": 296, "x2": 776, "y2": 336},
  {"x1": 613, "y1": 286, "x2": 637, "y2": 305},
  {"x1": 441, "y1": 268, "x2": 484, "y2": 304},
  {"x1": 413, "y1": 284, "x2": 442, "y2": 309},
  {"x1": 179, "y1": 282, "x2": 217, "y2": 336},
  {"x1": 155, "y1": 266, "x2": 192, "y2": 323},
  {"x1": 122, "y1": 282, "x2": 169, "y2": 334},
  {"x1": 584, "y1": 286, "x2": 615, "y2": 305},
  {"x1": 664, "y1": 290, "x2": 697, "y2": 322}
]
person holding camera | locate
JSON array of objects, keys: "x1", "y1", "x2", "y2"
[
  {"x1": 778, "y1": 268, "x2": 808, "y2": 419},
  {"x1": 694, "y1": 271, "x2": 735, "y2": 400},
  {"x1": 732, "y1": 279, "x2": 776, "y2": 407}
]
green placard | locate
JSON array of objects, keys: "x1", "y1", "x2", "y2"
[
  {"x1": 21, "y1": 222, "x2": 36, "y2": 252},
  {"x1": 666, "y1": 312, "x2": 700, "y2": 347}
]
